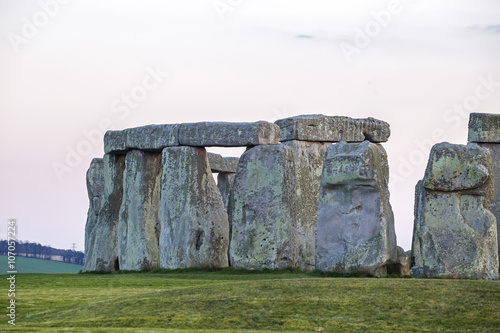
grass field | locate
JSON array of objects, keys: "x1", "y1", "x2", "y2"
[
  {"x1": 0, "y1": 255, "x2": 83, "y2": 274},
  {"x1": 1, "y1": 269, "x2": 499, "y2": 332}
]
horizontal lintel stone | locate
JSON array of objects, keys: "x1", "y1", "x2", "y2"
[
  {"x1": 207, "y1": 153, "x2": 239, "y2": 173},
  {"x1": 178, "y1": 121, "x2": 281, "y2": 147},
  {"x1": 468, "y1": 113, "x2": 500, "y2": 143},
  {"x1": 275, "y1": 114, "x2": 390, "y2": 143}
]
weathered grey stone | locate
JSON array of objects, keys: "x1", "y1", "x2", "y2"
[
  {"x1": 423, "y1": 142, "x2": 492, "y2": 193},
  {"x1": 124, "y1": 124, "x2": 179, "y2": 151},
  {"x1": 410, "y1": 266, "x2": 424, "y2": 278},
  {"x1": 275, "y1": 115, "x2": 390, "y2": 143},
  {"x1": 411, "y1": 142, "x2": 499, "y2": 279},
  {"x1": 208, "y1": 153, "x2": 239, "y2": 173},
  {"x1": 477, "y1": 143, "x2": 500, "y2": 272},
  {"x1": 83, "y1": 158, "x2": 104, "y2": 272},
  {"x1": 117, "y1": 150, "x2": 161, "y2": 271},
  {"x1": 217, "y1": 173, "x2": 235, "y2": 211},
  {"x1": 230, "y1": 144, "x2": 297, "y2": 269},
  {"x1": 159, "y1": 146, "x2": 229, "y2": 269},
  {"x1": 104, "y1": 130, "x2": 128, "y2": 154},
  {"x1": 315, "y1": 141, "x2": 397, "y2": 276},
  {"x1": 468, "y1": 112, "x2": 500, "y2": 143},
  {"x1": 230, "y1": 141, "x2": 328, "y2": 271},
  {"x1": 283, "y1": 140, "x2": 330, "y2": 271},
  {"x1": 87, "y1": 154, "x2": 125, "y2": 272},
  {"x1": 387, "y1": 246, "x2": 410, "y2": 276},
  {"x1": 179, "y1": 121, "x2": 281, "y2": 147}
]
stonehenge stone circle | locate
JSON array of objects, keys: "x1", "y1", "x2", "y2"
[
  {"x1": 315, "y1": 141, "x2": 397, "y2": 276},
  {"x1": 411, "y1": 142, "x2": 499, "y2": 279},
  {"x1": 84, "y1": 113, "x2": 500, "y2": 280},
  {"x1": 159, "y1": 146, "x2": 229, "y2": 269},
  {"x1": 468, "y1": 113, "x2": 500, "y2": 273}
]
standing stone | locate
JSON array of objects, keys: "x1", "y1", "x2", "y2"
[
  {"x1": 275, "y1": 115, "x2": 390, "y2": 143},
  {"x1": 387, "y1": 246, "x2": 410, "y2": 276},
  {"x1": 411, "y1": 142, "x2": 499, "y2": 279},
  {"x1": 88, "y1": 154, "x2": 125, "y2": 272},
  {"x1": 217, "y1": 173, "x2": 235, "y2": 211},
  {"x1": 315, "y1": 141, "x2": 397, "y2": 276},
  {"x1": 160, "y1": 146, "x2": 229, "y2": 269},
  {"x1": 117, "y1": 150, "x2": 162, "y2": 271},
  {"x1": 230, "y1": 144, "x2": 297, "y2": 269},
  {"x1": 283, "y1": 140, "x2": 330, "y2": 271},
  {"x1": 179, "y1": 121, "x2": 281, "y2": 147},
  {"x1": 83, "y1": 158, "x2": 104, "y2": 272},
  {"x1": 469, "y1": 113, "x2": 500, "y2": 273}
]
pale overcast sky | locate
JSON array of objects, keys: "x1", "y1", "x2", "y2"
[{"x1": 1, "y1": 0, "x2": 499, "y2": 251}]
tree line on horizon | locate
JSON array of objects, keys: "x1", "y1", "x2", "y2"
[{"x1": 0, "y1": 240, "x2": 84, "y2": 265}]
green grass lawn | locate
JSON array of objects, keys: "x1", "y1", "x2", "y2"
[
  {"x1": 0, "y1": 255, "x2": 83, "y2": 274},
  {"x1": 0, "y1": 269, "x2": 499, "y2": 332}
]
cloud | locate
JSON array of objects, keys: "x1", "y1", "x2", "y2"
[
  {"x1": 466, "y1": 24, "x2": 500, "y2": 33},
  {"x1": 295, "y1": 34, "x2": 313, "y2": 39}
]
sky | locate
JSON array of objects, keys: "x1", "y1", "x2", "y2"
[{"x1": 1, "y1": 0, "x2": 499, "y2": 252}]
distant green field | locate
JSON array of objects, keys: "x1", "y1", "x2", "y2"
[
  {"x1": 0, "y1": 270, "x2": 499, "y2": 332},
  {"x1": 0, "y1": 255, "x2": 82, "y2": 274}
]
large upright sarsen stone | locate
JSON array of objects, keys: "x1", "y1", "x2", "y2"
[
  {"x1": 117, "y1": 150, "x2": 162, "y2": 271},
  {"x1": 230, "y1": 144, "x2": 297, "y2": 269},
  {"x1": 469, "y1": 113, "x2": 500, "y2": 273},
  {"x1": 315, "y1": 141, "x2": 397, "y2": 276},
  {"x1": 160, "y1": 146, "x2": 229, "y2": 269},
  {"x1": 411, "y1": 143, "x2": 498, "y2": 279},
  {"x1": 283, "y1": 140, "x2": 330, "y2": 271},
  {"x1": 83, "y1": 158, "x2": 104, "y2": 272},
  {"x1": 86, "y1": 154, "x2": 125, "y2": 272}
]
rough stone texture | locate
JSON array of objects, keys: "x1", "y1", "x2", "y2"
[
  {"x1": 159, "y1": 146, "x2": 229, "y2": 269},
  {"x1": 468, "y1": 113, "x2": 500, "y2": 143},
  {"x1": 230, "y1": 144, "x2": 297, "y2": 269},
  {"x1": 411, "y1": 142, "x2": 499, "y2": 279},
  {"x1": 283, "y1": 140, "x2": 330, "y2": 271},
  {"x1": 179, "y1": 121, "x2": 281, "y2": 147},
  {"x1": 387, "y1": 246, "x2": 410, "y2": 276},
  {"x1": 83, "y1": 158, "x2": 105, "y2": 272},
  {"x1": 315, "y1": 141, "x2": 397, "y2": 276},
  {"x1": 86, "y1": 154, "x2": 125, "y2": 272},
  {"x1": 124, "y1": 124, "x2": 179, "y2": 151},
  {"x1": 217, "y1": 173, "x2": 235, "y2": 211},
  {"x1": 275, "y1": 115, "x2": 390, "y2": 143},
  {"x1": 477, "y1": 143, "x2": 500, "y2": 272},
  {"x1": 104, "y1": 130, "x2": 128, "y2": 154},
  {"x1": 208, "y1": 153, "x2": 239, "y2": 173},
  {"x1": 422, "y1": 142, "x2": 492, "y2": 193},
  {"x1": 117, "y1": 150, "x2": 162, "y2": 271},
  {"x1": 410, "y1": 266, "x2": 424, "y2": 278}
]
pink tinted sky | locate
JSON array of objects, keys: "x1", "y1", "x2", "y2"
[{"x1": 0, "y1": 0, "x2": 499, "y2": 251}]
